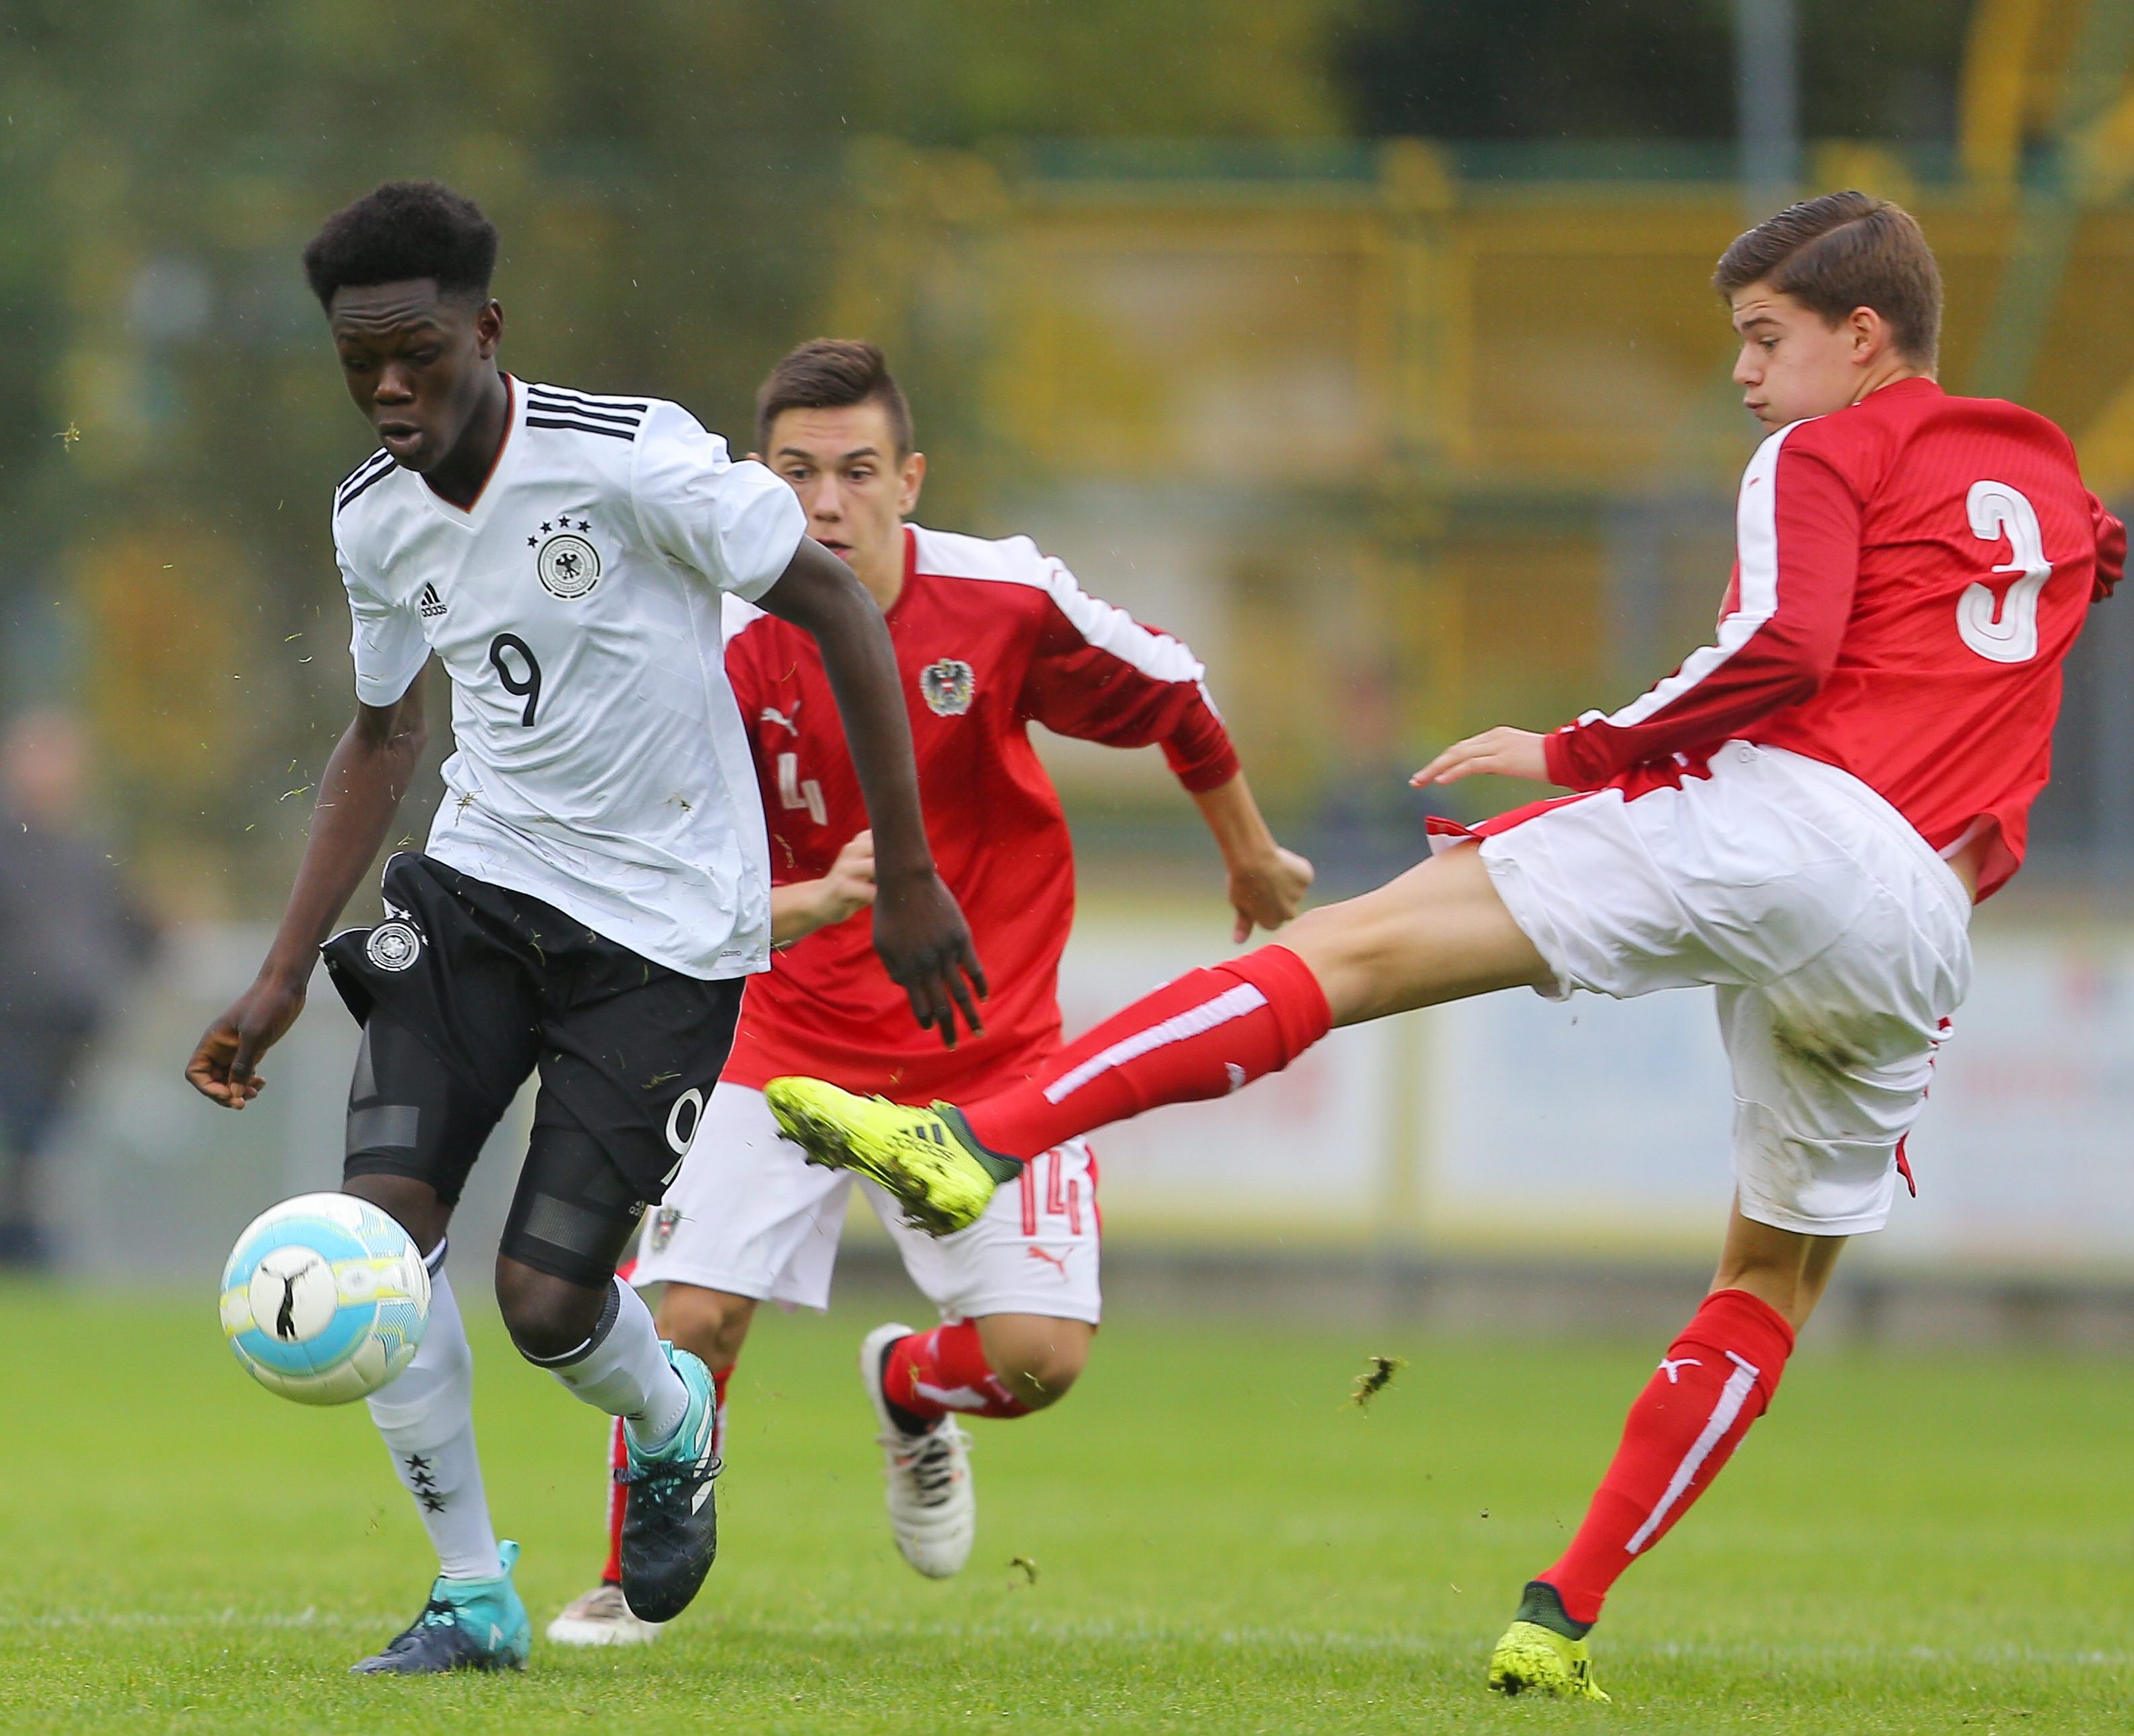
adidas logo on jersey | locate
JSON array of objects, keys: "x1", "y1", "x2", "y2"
[{"x1": 419, "y1": 582, "x2": 448, "y2": 619}]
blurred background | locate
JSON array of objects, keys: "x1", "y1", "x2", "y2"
[{"x1": 6, "y1": 0, "x2": 2134, "y2": 1332}]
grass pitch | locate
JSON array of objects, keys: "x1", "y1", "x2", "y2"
[{"x1": 1, "y1": 1281, "x2": 2128, "y2": 1734}]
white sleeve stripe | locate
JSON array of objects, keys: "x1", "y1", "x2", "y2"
[
  {"x1": 1035, "y1": 561, "x2": 1206, "y2": 685},
  {"x1": 1602, "y1": 419, "x2": 1806, "y2": 732},
  {"x1": 912, "y1": 526, "x2": 1208, "y2": 687}
]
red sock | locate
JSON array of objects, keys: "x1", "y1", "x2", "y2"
[
  {"x1": 885, "y1": 1321, "x2": 1029, "y2": 1421},
  {"x1": 602, "y1": 1414, "x2": 627, "y2": 1583},
  {"x1": 960, "y1": 945, "x2": 1332, "y2": 1160},
  {"x1": 603, "y1": 1365, "x2": 730, "y2": 1583},
  {"x1": 1541, "y1": 1289, "x2": 1795, "y2": 1625}
]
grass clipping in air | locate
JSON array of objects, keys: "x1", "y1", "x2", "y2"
[{"x1": 1349, "y1": 1353, "x2": 1407, "y2": 1411}]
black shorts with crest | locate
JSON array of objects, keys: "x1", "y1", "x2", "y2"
[{"x1": 321, "y1": 852, "x2": 740, "y2": 1286}]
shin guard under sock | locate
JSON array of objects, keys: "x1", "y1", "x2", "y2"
[
  {"x1": 366, "y1": 1264, "x2": 502, "y2": 1582},
  {"x1": 1540, "y1": 1288, "x2": 1795, "y2": 1626},
  {"x1": 533, "y1": 1277, "x2": 690, "y2": 1447},
  {"x1": 961, "y1": 945, "x2": 1332, "y2": 1160}
]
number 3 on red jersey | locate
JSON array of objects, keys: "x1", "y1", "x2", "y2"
[{"x1": 1957, "y1": 479, "x2": 2053, "y2": 664}]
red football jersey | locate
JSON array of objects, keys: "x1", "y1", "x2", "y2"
[
  {"x1": 723, "y1": 523, "x2": 1238, "y2": 1102},
  {"x1": 1545, "y1": 378, "x2": 2125, "y2": 898}
]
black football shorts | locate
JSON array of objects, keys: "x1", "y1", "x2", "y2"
[{"x1": 322, "y1": 852, "x2": 742, "y2": 1286}]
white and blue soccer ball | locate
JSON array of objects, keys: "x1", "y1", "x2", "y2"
[{"x1": 219, "y1": 1193, "x2": 430, "y2": 1405}]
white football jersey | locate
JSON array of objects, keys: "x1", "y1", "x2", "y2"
[{"x1": 332, "y1": 375, "x2": 805, "y2": 980}]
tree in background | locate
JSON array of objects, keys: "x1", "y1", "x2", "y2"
[
  {"x1": 0, "y1": 0, "x2": 1339, "y2": 914},
  {"x1": 1335, "y1": 0, "x2": 1967, "y2": 145}
]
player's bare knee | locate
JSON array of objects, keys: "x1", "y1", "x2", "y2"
[
  {"x1": 655, "y1": 1284, "x2": 754, "y2": 1372},
  {"x1": 342, "y1": 1173, "x2": 448, "y2": 1257},
  {"x1": 978, "y1": 1316, "x2": 1092, "y2": 1411},
  {"x1": 494, "y1": 1259, "x2": 608, "y2": 1363},
  {"x1": 1007, "y1": 1351, "x2": 1084, "y2": 1410}
]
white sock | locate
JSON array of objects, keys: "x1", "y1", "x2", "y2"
[
  {"x1": 539, "y1": 1277, "x2": 690, "y2": 1448},
  {"x1": 366, "y1": 1261, "x2": 503, "y2": 1582}
]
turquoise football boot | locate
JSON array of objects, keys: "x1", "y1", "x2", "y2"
[
  {"x1": 619, "y1": 1345, "x2": 723, "y2": 1623},
  {"x1": 352, "y1": 1538, "x2": 532, "y2": 1674}
]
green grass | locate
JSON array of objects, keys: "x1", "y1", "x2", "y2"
[{"x1": 1, "y1": 1282, "x2": 2128, "y2": 1733}]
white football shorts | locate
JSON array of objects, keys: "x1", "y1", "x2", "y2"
[
  {"x1": 631, "y1": 1081, "x2": 1101, "y2": 1324},
  {"x1": 1476, "y1": 740, "x2": 1973, "y2": 1236}
]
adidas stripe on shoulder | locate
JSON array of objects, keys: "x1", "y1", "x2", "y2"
[
  {"x1": 335, "y1": 449, "x2": 395, "y2": 514},
  {"x1": 529, "y1": 383, "x2": 650, "y2": 414},
  {"x1": 526, "y1": 383, "x2": 645, "y2": 443}
]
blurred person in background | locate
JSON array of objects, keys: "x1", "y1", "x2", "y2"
[{"x1": 0, "y1": 707, "x2": 155, "y2": 1269}]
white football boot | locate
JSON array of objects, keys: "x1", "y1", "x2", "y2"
[
  {"x1": 544, "y1": 1581, "x2": 666, "y2": 1647},
  {"x1": 860, "y1": 1321, "x2": 976, "y2": 1579}
]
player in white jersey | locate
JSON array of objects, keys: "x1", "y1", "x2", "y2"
[{"x1": 184, "y1": 181, "x2": 982, "y2": 1675}]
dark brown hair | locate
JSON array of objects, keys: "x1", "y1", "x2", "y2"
[
  {"x1": 1713, "y1": 190, "x2": 1942, "y2": 366},
  {"x1": 755, "y1": 339, "x2": 914, "y2": 456}
]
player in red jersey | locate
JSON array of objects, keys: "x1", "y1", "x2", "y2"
[
  {"x1": 547, "y1": 340, "x2": 1312, "y2": 1643},
  {"x1": 762, "y1": 194, "x2": 2126, "y2": 1699}
]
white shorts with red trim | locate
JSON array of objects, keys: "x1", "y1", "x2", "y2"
[
  {"x1": 629, "y1": 1081, "x2": 1101, "y2": 1323},
  {"x1": 1470, "y1": 740, "x2": 1973, "y2": 1236}
]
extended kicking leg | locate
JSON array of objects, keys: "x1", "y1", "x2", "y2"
[
  {"x1": 768, "y1": 845, "x2": 1548, "y2": 1230},
  {"x1": 1488, "y1": 1207, "x2": 1841, "y2": 1702}
]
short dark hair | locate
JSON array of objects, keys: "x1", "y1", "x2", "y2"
[
  {"x1": 301, "y1": 180, "x2": 499, "y2": 311},
  {"x1": 1713, "y1": 190, "x2": 1942, "y2": 366},
  {"x1": 755, "y1": 339, "x2": 914, "y2": 456}
]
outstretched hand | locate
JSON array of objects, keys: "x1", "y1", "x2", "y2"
[
  {"x1": 185, "y1": 975, "x2": 308, "y2": 1110},
  {"x1": 1411, "y1": 726, "x2": 1550, "y2": 788},
  {"x1": 873, "y1": 870, "x2": 988, "y2": 1048}
]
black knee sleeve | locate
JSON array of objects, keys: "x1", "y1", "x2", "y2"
[
  {"x1": 499, "y1": 1104, "x2": 645, "y2": 1289},
  {"x1": 344, "y1": 1013, "x2": 508, "y2": 1207}
]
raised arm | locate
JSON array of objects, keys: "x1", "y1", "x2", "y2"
[
  {"x1": 184, "y1": 679, "x2": 429, "y2": 1108},
  {"x1": 1419, "y1": 430, "x2": 1862, "y2": 793},
  {"x1": 1544, "y1": 428, "x2": 1860, "y2": 789},
  {"x1": 1018, "y1": 559, "x2": 1312, "y2": 939},
  {"x1": 757, "y1": 539, "x2": 984, "y2": 1043}
]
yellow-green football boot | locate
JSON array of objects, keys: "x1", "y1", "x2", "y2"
[
  {"x1": 764, "y1": 1079, "x2": 1021, "y2": 1236},
  {"x1": 1487, "y1": 1581, "x2": 1610, "y2": 1702}
]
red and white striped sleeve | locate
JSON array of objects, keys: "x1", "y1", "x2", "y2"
[
  {"x1": 1544, "y1": 420, "x2": 1862, "y2": 791},
  {"x1": 1018, "y1": 558, "x2": 1240, "y2": 792}
]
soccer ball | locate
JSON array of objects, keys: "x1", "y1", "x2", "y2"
[{"x1": 218, "y1": 1193, "x2": 430, "y2": 1405}]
